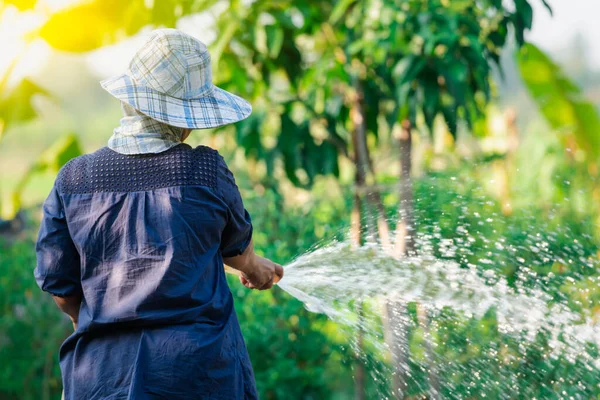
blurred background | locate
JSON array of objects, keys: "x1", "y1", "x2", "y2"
[{"x1": 1, "y1": 0, "x2": 600, "y2": 399}]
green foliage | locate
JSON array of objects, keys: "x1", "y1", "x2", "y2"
[
  {"x1": 237, "y1": 147, "x2": 600, "y2": 398},
  {"x1": 2, "y1": 135, "x2": 82, "y2": 219},
  {"x1": 27, "y1": 0, "x2": 553, "y2": 190},
  {"x1": 209, "y1": 0, "x2": 341, "y2": 188},
  {"x1": 6, "y1": 0, "x2": 558, "y2": 199},
  {"x1": 406, "y1": 168, "x2": 600, "y2": 397},
  {"x1": 232, "y1": 281, "x2": 353, "y2": 399},
  {"x1": 0, "y1": 79, "x2": 47, "y2": 142},
  {"x1": 518, "y1": 43, "x2": 600, "y2": 159},
  {"x1": 278, "y1": 113, "x2": 340, "y2": 187},
  {"x1": 354, "y1": 0, "x2": 551, "y2": 136},
  {"x1": 33, "y1": 134, "x2": 83, "y2": 176},
  {"x1": 5, "y1": 1, "x2": 600, "y2": 399},
  {"x1": 214, "y1": 0, "x2": 552, "y2": 190},
  {"x1": 0, "y1": 237, "x2": 70, "y2": 400},
  {"x1": 0, "y1": 30, "x2": 54, "y2": 219}
]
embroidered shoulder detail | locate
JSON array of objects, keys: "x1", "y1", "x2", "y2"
[{"x1": 57, "y1": 145, "x2": 219, "y2": 194}]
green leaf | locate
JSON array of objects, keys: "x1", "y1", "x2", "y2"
[
  {"x1": 254, "y1": 22, "x2": 268, "y2": 55},
  {"x1": 393, "y1": 56, "x2": 426, "y2": 86},
  {"x1": 424, "y1": 32, "x2": 456, "y2": 55},
  {"x1": 407, "y1": 88, "x2": 418, "y2": 125},
  {"x1": 301, "y1": 136, "x2": 318, "y2": 184},
  {"x1": 278, "y1": 114, "x2": 302, "y2": 186},
  {"x1": 518, "y1": 43, "x2": 600, "y2": 158},
  {"x1": 277, "y1": 111, "x2": 340, "y2": 188},
  {"x1": 320, "y1": 141, "x2": 340, "y2": 177},
  {"x1": 517, "y1": 0, "x2": 534, "y2": 30},
  {"x1": 211, "y1": 20, "x2": 240, "y2": 66},
  {"x1": 235, "y1": 112, "x2": 264, "y2": 159},
  {"x1": 266, "y1": 25, "x2": 285, "y2": 59},
  {"x1": 422, "y1": 79, "x2": 439, "y2": 133},
  {"x1": 150, "y1": 0, "x2": 194, "y2": 27},
  {"x1": 510, "y1": 0, "x2": 533, "y2": 47},
  {"x1": 488, "y1": 31, "x2": 507, "y2": 49},
  {"x1": 36, "y1": 134, "x2": 83, "y2": 174},
  {"x1": 0, "y1": 79, "x2": 48, "y2": 139},
  {"x1": 347, "y1": 39, "x2": 368, "y2": 55},
  {"x1": 442, "y1": 105, "x2": 458, "y2": 136},
  {"x1": 324, "y1": 114, "x2": 348, "y2": 156},
  {"x1": 540, "y1": 0, "x2": 553, "y2": 16},
  {"x1": 329, "y1": 0, "x2": 356, "y2": 25},
  {"x1": 395, "y1": 83, "x2": 412, "y2": 108},
  {"x1": 279, "y1": 41, "x2": 303, "y2": 88},
  {"x1": 572, "y1": 102, "x2": 600, "y2": 154},
  {"x1": 363, "y1": 81, "x2": 380, "y2": 138},
  {"x1": 442, "y1": 62, "x2": 468, "y2": 106}
]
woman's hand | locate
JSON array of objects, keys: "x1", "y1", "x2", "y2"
[
  {"x1": 224, "y1": 240, "x2": 283, "y2": 290},
  {"x1": 52, "y1": 294, "x2": 81, "y2": 330},
  {"x1": 239, "y1": 255, "x2": 284, "y2": 290}
]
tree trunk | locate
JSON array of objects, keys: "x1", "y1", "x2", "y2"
[
  {"x1": 351, "y1": 190, "x2": 362, "y2": 249},
  {"x1": 394, "y1": 119, "x2": 415, "y2": 257},
  {"x1": 383, "y1": 299, "x2": 409, "y2": 399},
  {"x1": 384, "y1": 118, "x2": 416, "y2": 399},
  {"x1": 350, "y1": 144, "x2": 367, "y2": 400},
  {"x1": 350, "y1": 77, "x2": 404, "y2": 399},
  {"x1": 388, "y1": 117, "x2": 446, "y2": 398},
  {"x1": 416, "y1": 303, "x2": 440, "y2": 399},
  {"x1": 501, "y1": 107, "x2": 519, "y2": 216},
  {"x1": 350, "y1": 78, "x2": 369, "y2": 400},
  {"x1": 390, "y1": 119, "x2": 442, "y2": 399},
  {"x1": 364, "y1": 146, "x2": 391, "y2": 251}
]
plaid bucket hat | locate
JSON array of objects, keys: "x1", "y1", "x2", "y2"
[{"x1": 100, "y1": 29, "x2": 252, "y2": 129}]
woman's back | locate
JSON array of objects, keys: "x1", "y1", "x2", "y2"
[{"x1": 36, "y1": 143, "x2": 257, "y2": 399}]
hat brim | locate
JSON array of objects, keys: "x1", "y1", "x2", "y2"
[{"x1": 100, "y1": 73, "x2": 252, "y2": 129}]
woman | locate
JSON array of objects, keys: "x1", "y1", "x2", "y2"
[{"x1": 34, "y1": 29, "x2": 283, "y2": 399}]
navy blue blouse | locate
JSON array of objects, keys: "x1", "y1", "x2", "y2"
[{"x1": 34, "y1": 144, "x2": 257, "y2": 399}]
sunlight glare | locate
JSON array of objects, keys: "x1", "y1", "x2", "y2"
[
  {"x1": 38, "y1": 0, "x2": 87, "y2": 12},
  {"x1": 0, "y1": 6, "x2": 49, "y2": 87}
]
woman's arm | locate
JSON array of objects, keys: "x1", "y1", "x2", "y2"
[
  {"x1": 35, "y1": 184, "x2": 83, "y2": 329},
  {"x1": 224, "y1": 240, "x2": 283, "y2": 290},
  {"x1": 52, "y1": 294, "x2": 82, "y2": 330}
]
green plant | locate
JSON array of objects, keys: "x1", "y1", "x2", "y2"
[
  {"x1": 0, "y1": 237, "x2": 70, "y2": 400},
  {"x1": 2, "y1": 134, "x2": 82, "y2": 219},
  {"x1": 518, "y1": 43, "x2": 600, "y2": 160}
]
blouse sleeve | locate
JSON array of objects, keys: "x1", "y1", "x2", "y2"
[
  {"x1": 216, "y1": 155, "x2": 253, "y2": 258},
  {"x1": 34, "y1": 184, "x2": 82, "y2": 297}
]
